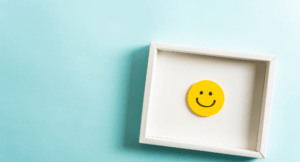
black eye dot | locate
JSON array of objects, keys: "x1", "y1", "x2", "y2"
[
  {"x1": 209, "y1": 92, "x2": 212, "y2": 96},
  {"x1": 200, "y1": 91, "x2": 203, "y2": 95}
]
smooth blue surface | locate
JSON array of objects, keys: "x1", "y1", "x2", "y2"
[{"x1": 1, "y1": 0, "x2": 300, "y2": 161}]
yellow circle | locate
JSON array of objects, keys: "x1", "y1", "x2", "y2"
[{"x1": 187, "y1": 80, "x2": 225, "y2": 117}]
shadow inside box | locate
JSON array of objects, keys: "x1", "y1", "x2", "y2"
[{"x1": 122, "y1": 45, "x2": 257, "y2": 162}]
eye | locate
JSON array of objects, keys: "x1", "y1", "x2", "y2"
[
  {"x1": 209, "y1": 92, "x2": 212, "y2": 96},
  {"x1": 200, "y1": 91, "x2": 203, "y2": 95}
]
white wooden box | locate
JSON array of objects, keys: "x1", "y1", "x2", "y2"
[{"x1": 139, "y1": 42, "x2": 276, "y2": 159}]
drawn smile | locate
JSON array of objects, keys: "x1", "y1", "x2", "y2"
[{"x1": 196, "y1": 98, "x2": 216, "y2": 108}]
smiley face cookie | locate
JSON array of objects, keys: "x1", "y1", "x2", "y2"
[{"x1": 187, "y1": 80, "x2": 225, "y2": 117}]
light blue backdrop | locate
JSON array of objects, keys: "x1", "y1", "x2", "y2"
[{"x1": 1, "y1": 0, "x2": 299, "y2": 161}]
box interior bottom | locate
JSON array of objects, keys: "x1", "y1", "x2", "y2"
[{"x1": 146, "y1": 50, "x2": 266, "y2": 150}]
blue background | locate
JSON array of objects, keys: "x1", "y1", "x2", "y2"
[{"x1": 0, "y1": 0, "x2": 299, "y2": 161}]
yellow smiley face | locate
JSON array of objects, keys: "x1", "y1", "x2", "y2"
[{"x1": 187, "y1": 80, "x2": 225, "y2": 117}]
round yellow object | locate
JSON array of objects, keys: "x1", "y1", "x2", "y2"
[{"x1": 187, "y1": 80, "x2": 225, "y2": 117}]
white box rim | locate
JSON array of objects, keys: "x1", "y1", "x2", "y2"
[{"x1": 139, "y1": 42, "x2": 276, "y2": 159}]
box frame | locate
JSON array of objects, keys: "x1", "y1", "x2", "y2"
[{"x1": 139, "y1": 42, "x2": 276, "y2": 159}]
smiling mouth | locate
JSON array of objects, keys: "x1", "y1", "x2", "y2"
[{"x1": 196, "y1": 98, "x2": 216, "y2": 108}]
